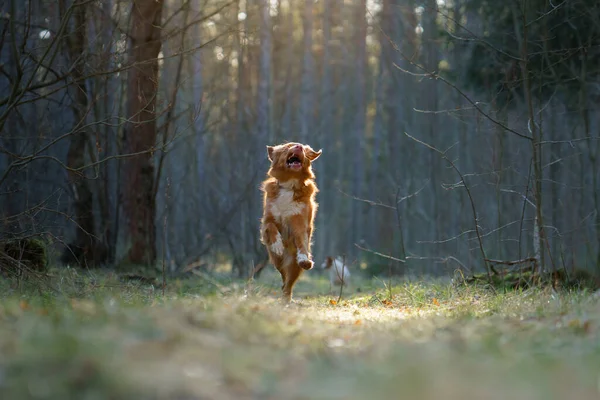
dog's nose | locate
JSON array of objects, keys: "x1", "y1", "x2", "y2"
[{"x1": 293, "y1": 144, "x2": 303, "y2": 151}]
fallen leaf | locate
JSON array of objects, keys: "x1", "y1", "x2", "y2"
[
  {"x1": 19, "y1": 300, "x2": 30, "y2": 311},
  {"x1": 382, "y1": 299, "x2": 393, "y2": 306},
  {"x1": 329, "y1": 299, "x2": 337, "y2": 305},
  {"x1": 432, "y1": 298, "x2": 440, "y2": 306},
  {"x1": 354, "y1": 319, "x2": 362, "y2": 325},
  {"x1": 568, "y1": 319, "x2": 581, "y2": 328},
  {"x1": 569, "y1": 319, "x2": 593, "y2": 335}
]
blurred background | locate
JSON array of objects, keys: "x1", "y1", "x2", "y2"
[{"x1": 1, "y1": 0, "x2": 599, "y2": 279}]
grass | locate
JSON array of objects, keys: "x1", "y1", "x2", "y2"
[{"x1": 1, "y1": 267, "x2": 600, "y2": 399}]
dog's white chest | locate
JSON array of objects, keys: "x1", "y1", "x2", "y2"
[{"x1": 270, "y1": 189, "x2": 304, "y2": 219}]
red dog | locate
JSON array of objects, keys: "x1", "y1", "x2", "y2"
[{"x1": 260, "y1": 142, "x2": 322, "y2": 302}]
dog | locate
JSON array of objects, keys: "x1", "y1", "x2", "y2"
[
  {"x1": 260, "y1": 142, "x2": 322, "y2": 302},
  {"x1": 321, "y1": 256, "x2": 351, "y2": 287}
]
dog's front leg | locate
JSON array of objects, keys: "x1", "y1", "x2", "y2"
[
  {"x1": 289, "y1": 215, "x2": 313, "y2": 270},
  {"x1": 261, "y1": 220, "x2": 284, "y2": 258}
]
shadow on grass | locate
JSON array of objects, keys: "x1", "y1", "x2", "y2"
[{"x1": 1, "y1": 267, "x2": 599, "y2": 399}]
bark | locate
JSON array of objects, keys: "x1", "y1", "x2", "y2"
[
  {"x1": 578, "y1": 39, "x2": 600, "y2": 270},
  {"x1": 281, "y1": 0, "x2": 294, "y2": 139},
  {"x1": 423, "y1": 0, "x2": 440, "y2": 244},
  {"x1": 316, "y1": 0, "x2": 333, "y2": 258},
  {"x1": 123, "y1": 0, "x2": 164, "y2": 265},
  {"x1": 239, "y1": 0, "x2": 272, "y2": 277},
  {"x1": 370, "y1": 2, "x2": 386, "y2": 254},
  {"x1": 299, "y1": 0, "x2": 313, "y2": 142},
  {"x1": 257, "y1": 0, "x2": 272, "y2": 148},
  {"x1": 548, "y1": 104, "x2": 561, "y2": 267},
  {"x1": 191, "y1": 3, "x2": 206, "y2": 250},
  {"x1": 96, "y1": 0, "x2": 117, "y2": 265},
  {"x1": 1, "y1": 0, "x2": 22, "y2": 235},
  {"x1": 235, "y1": 0, "x2": 245, "y2": 140},
  {"x1": 61, "y1": 0, "x2": 106, "y2": 267},
  {"x1": 387, "y1": 0, "x2": 415, "y2": 261},
  {"x1": 232, "y1": 0, "x2": 247, "y2": 278},
  {"x1": 520, "y1": 15, "x2": 545, "y2": 273},
  {"x1": 351, "y1": 0, "x2": 367, "y2": 249}
]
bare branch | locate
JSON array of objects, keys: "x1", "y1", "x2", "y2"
[{"x1": 355, "y1": 243, "x2": 405, "y2": 263}]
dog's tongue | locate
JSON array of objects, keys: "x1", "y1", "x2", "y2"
[{"x1": 291, "y1": 161, "x2": 302, "y2": 168}]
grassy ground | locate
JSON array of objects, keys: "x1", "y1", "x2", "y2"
[{"x1": 1, "y1": 267, "x2": 599, "y2": 400}]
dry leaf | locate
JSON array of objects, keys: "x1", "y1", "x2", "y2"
[
  {"x1": 569, "y1": 319, "x2": 593, "y2": 334},
  {"x1": 382, "y1": 299, "x2": 392, "y2": 306},
  {"x1": 583, "y1": 320, "x2": 592, "y2": 334},
  {"x1": 432, "y1": 298, "x2": 440, "y2": 306},
  {"x1": 19, "y1": 300, "x2": 30, "y2": 311},
  {"x1": 354, "y1": 319, "x2": 362, "y2": 325},
  {"x1": 329, "y1": 299, "x2": 337, "y2": 305},
  {"x1": 568, "y1": 319, "x2": 581, "y2": 328}
]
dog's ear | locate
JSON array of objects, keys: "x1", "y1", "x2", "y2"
[
  {"x1": 266, "y1": 146, "x2": 275, "y2": 162},
  {"x1": 305, "y1": 146, "x2": 322, "y2": 161}
]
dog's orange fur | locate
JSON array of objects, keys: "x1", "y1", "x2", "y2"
[{"x1": 260, "y1": 142, "x2": 322, "y2": 302}]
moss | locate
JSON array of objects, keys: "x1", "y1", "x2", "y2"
[{"x1": 1, "y1": 237, "x2": 48, "y2": 274}]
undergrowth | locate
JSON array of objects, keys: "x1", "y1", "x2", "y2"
[{"x1": 0, "y1": 267, "x2": 599, "y2": 399}]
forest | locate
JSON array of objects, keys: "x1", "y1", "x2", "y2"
[
  {"x1": 1, "y1": 0, "x2": 600, "y2": 398},
  {"x1": 1, "y1": 0, "x2": 600, "y2": 279}
]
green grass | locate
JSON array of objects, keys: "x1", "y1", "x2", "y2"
[{"x1": 1, "y1": 267, "x2": 600, "y2": 399}]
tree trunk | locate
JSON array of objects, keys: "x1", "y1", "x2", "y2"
[
  {"x1": 351, "y1": 0, "x2": 367, "y2": 252},
  {"x1": 96, "y1": 0, "x2": 117, "y2": 265},
  {"x1": 281, "y1": 0, "x2": 294, "y2": 139},
  {"x1": 316, "y1": 0, "x2": 333, "y2": 259},
  {"x1": 62, "y1": 0, "x2": 106, "y2": 267},
  {"x1": 123, "y1": 0, "x2": 163, "y2": 266},
  {"x1": 369, "y1": 1, "x2": 386, "y2": 256},
  {"x1": 516, "y1": 6, "x2": 546, "y2": 273},
  {"x1": 257, "y1": 0, "x2": 272, "y2": 148},
  {"x1": 299, "y1": 0, "x2": 313, "y2": 142},
  {"x1": 423, "y1": 0, "x2": 440, "y2": 253},
  {"x1": 193, "y1": 13, "x2": 206, "y2": 246}
]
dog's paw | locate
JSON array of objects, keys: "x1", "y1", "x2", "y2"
[
  {"x1": 270, "y1": 234, "x2": 284, "y2": 256},
  {"x1": 297, "y1": 252, "x2": 313, "y2": 270}
]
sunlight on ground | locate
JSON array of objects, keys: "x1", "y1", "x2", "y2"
[{"x1": 1, "y1": 270, "x2": 600, "y2": 399}]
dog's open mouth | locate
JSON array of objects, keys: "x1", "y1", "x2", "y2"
[{"x1": 286, "y1": 155, "x2": 302, "y2": 169}]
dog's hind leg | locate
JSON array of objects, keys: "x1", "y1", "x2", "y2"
[
  {"x1": 277, "y1": 262, "x2": 287, "y2": 290},
  {"x1": 282, "y1": 261, "x2": 303, "y2": 303}
]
